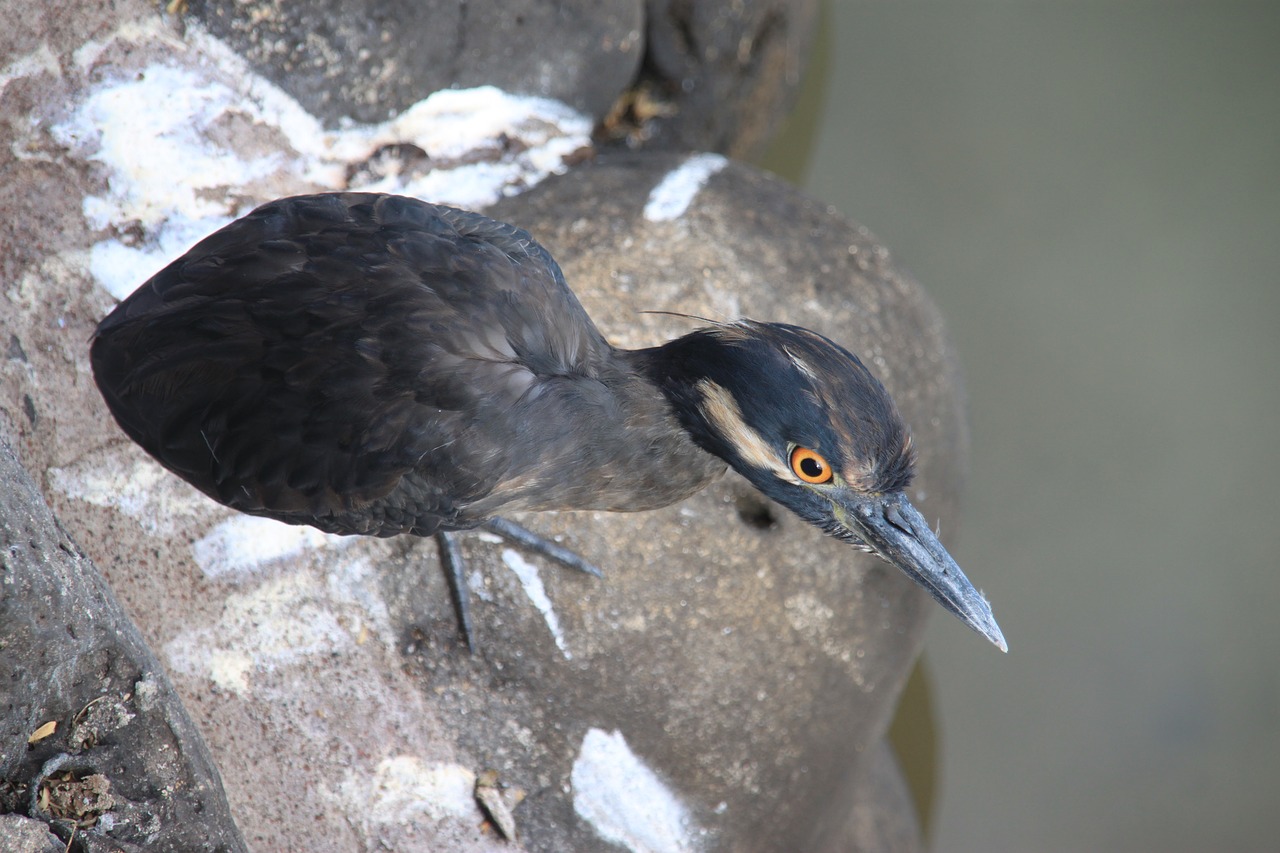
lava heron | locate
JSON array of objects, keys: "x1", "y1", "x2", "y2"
[{"x1": 90, "y1": 192, "x2": 1006, "y2": 652}]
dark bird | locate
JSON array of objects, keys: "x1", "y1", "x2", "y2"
[{"x1": 90, "y1": 192, "x2": 1006, "y2": 652}]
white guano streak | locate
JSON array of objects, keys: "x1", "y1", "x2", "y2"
[
  {"x1": 501, "y1": 549, "x2": 572, "y2": 659},
  {"x1": 643, "y1": 153, "x2": 729, "y2": 222},
  {"x1": 572, "y1": 728, "x2": 701, "y2": 853},
  {"x1": 48, "y1": 20, "x2": 593, "y2": 302}
]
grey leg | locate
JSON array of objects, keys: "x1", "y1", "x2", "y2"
[
  {"x1": 434, "y1": 520, "x2": 602, "y2": 652},
  {"x1": 435, "y1": 530, "x2": 475, "y2": 653},
  {"x1": 482, "y1": 518, "x2": 603, "y2": 577}
]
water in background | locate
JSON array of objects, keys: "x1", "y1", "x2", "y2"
[{"x1": 765, "y1": 3, "x2": 1280, "y2": 851}]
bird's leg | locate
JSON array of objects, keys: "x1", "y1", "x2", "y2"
[
  {"x1": 434, "y1": 531, "x2": 476, "y2": 653},
  {"x1": 434, "y1": 519, "x2": 602, "y2": 652},
  {"x1": 481, "y1": 518, "x2": 604, "y2": 578}
]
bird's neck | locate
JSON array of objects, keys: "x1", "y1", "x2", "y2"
[
  {"x1": 626, "y1": 331, "x2": 740, "y2": 464},
  {"x1": 463, "y1": 343, "x2": 726, "y2": 520}
]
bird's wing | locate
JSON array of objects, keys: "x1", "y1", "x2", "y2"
[{"x1": 91, "y1": 193, "x2": 613, "y2": 536}]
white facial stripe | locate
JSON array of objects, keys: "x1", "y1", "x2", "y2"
[{"x1": 696, "y1": 380, "x2": 796, "y2": 483}]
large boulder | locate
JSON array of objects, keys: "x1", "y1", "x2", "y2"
[{"x1": 2, "y1": 6, "x2": 963, "y2": 851}]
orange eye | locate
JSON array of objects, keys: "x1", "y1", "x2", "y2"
[{"x1": 789, "y1": 446, "x2": 833, "y2": 484}]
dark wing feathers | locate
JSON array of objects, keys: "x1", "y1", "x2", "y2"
[{"x1": 91, "y1": 192, "x2": 611, "y2": 536}]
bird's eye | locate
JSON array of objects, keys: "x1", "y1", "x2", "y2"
[{"x1": 790, "y1": 446, "x2": 833, "y2": 484}]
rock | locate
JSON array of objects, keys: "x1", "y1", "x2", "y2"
[
  {"x1": 815, "y1": 741, "x2": 924, "y2": 853},
  {"x1": 179, "y1": 0, "x2": 820, "y2": 160},
  {"x1": 184, "y1": 0, "x2": 645, "y2": 126},
  {"x1": 0, "y1": 814, "x2": 63, "y2": 853},
  {"x1": 0, "y1": 427, "x2": 248, "y2": 852},
  {"x1": 612, "y1": 0, "x2": 819, "y2": 158}
]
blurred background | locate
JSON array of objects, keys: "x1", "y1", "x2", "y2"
[{"x1": 764, "y1": 3, "x2": 1280, "y2": 851}]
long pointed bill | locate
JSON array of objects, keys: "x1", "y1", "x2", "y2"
[{"x1": 835, "y1": 491, "x2": 1007, "y2": 651}]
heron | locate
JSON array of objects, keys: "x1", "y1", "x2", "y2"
[{"x1": 90, "y1": 192, "x2": 1006, "y2": 652}]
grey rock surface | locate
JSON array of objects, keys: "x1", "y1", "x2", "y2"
[
  {"x1": 625, "y1": 0, "x2": 819, "y2": 158},
  {"x1": 179, "y1": 0, "x2": 819, "y2": 160},
  {"x1": 0, "y1": 814, "x2": 63, "y2": 853},
  {"x1": 185, "y1": 0, "x2": 645, "y2": 126},
  {"x1": 819, "y1": 741, "x2": 924, "y2": 853},
  {"x1": 0, "y1": 426, "x2": 248, "y2": 852}
]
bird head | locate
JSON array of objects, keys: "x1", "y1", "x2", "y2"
[{"x1": 654, "y1": 321, "x2": 1006, "y2": 651}]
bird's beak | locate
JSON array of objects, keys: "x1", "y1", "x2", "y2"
[{"x1": 832, "y1": 490, "x2": 1007, "y2": 651}]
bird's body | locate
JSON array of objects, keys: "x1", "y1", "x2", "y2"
[
  {"x1": 93, "y1": 194, "x2": 721, "y2": 535},
  {"x1": 92, "y1": 192, "x2": 1006, "y2": 651}
]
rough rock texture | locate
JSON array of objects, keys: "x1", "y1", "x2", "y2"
[
  {"x1": 178, "y1": 0, "x2": 820, "y2": 160},
  {"x1": 0, "y1": 814, "x2": 64, "y2": 853},
  {"x1": 624, "y1": 0, "x2": 820, "y2": 158},
  {"x1": 2, "y1": 4, "x2": 964, "y2": 852},
  {"x1": 0, "y1": 427, "x2": 248, "y2": 852},
  {"x1": 185, "y1": 0, "x2": 645, "y2": 125}
]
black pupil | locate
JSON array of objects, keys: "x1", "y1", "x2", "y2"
[{"x1": 800, "y1": 456, "x2": 824, "y2": 478}]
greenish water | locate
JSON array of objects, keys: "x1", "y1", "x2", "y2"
[{"x1": 766, "y1": 3, "x2": 1280, "y2": 851}]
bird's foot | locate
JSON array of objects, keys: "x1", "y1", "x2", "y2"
[{"x1": 435, "y1": 518, "x2": 603, "y2": 652}]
